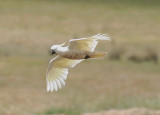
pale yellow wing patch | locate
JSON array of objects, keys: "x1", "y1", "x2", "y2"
[
  {"x1": 69, "y1": 33, "x2": 110, "y2": 52},
  {"x1": 46, "y1": 56, "x2": 83, "y2": 92}
]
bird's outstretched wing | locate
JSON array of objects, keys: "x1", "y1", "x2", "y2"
[
  {"x1": 46, "y1": 56, "x2": 83, "y2": 92},
  {"x1": 69, "y1": 33, "x2": 110, "y2": 52}
]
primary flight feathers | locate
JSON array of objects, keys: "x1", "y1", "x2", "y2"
[{"x1": 46, "y1": 33, "x2": 111, "y2": 92}]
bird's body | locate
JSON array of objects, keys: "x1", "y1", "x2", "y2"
[
  {"x1": 54, "y1": 47, "x2": 100, "y2": 60},
  {"x1": 54, "y1": 47, "x2": 85, "y2": 59},
  {"x1": 46, "y1": 33, "x2": 111, "y2": 92}
]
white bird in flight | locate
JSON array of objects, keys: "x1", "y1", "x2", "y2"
[{"x1": 46, "y1": 33, "x2": 111, "y2": 92}]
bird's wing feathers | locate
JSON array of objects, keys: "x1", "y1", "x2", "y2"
[
  {"x1": 46, "y1": 56, "x2": 83, "y2": 92},
  {"x1": 69, "y1": 33, "x2": 110, "y2": 52}
]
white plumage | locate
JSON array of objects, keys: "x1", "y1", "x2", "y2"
[{"x1": 46, "y1": 33, "x2": 111, "y2": 92}]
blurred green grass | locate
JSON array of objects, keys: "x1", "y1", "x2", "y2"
[{"x1": 0, "y1": 0, "x2": 160, "y2": 115}]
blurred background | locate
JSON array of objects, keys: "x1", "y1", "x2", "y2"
[{"x1": 0, "y1": 0, "x2": 160, "y2": 115}]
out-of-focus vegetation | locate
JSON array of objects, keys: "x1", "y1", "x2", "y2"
[{"x1": 0, "y1": 0, "x2": 160, "y2": 115}]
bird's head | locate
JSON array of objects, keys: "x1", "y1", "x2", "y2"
[{"x1": 50, "y1": 43, "x2": 65, "y2": 55}]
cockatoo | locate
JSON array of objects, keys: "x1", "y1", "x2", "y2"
[{"x1": 46, "y1": 33, "x2": 111, "y2": 92}]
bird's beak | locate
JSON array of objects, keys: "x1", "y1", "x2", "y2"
[{"x1": 51, "y1": 50, "x2": 56, "y2": 55}]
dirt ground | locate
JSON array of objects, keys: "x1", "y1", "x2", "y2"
[{"x1": 83, "y1": 108, "x2": 160, "y2": 115}]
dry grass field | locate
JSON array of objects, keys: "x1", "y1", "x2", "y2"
[{"x1": 0, "y1": 0, "x2": 160, "y2": 115}]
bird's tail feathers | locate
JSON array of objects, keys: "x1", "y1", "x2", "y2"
[
  {"x1": 89, "y1": 51, "x2": 107, "y2": 59},
  {"x1": 93, "y1": 33, "x2": 111, "y2": 41}
]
